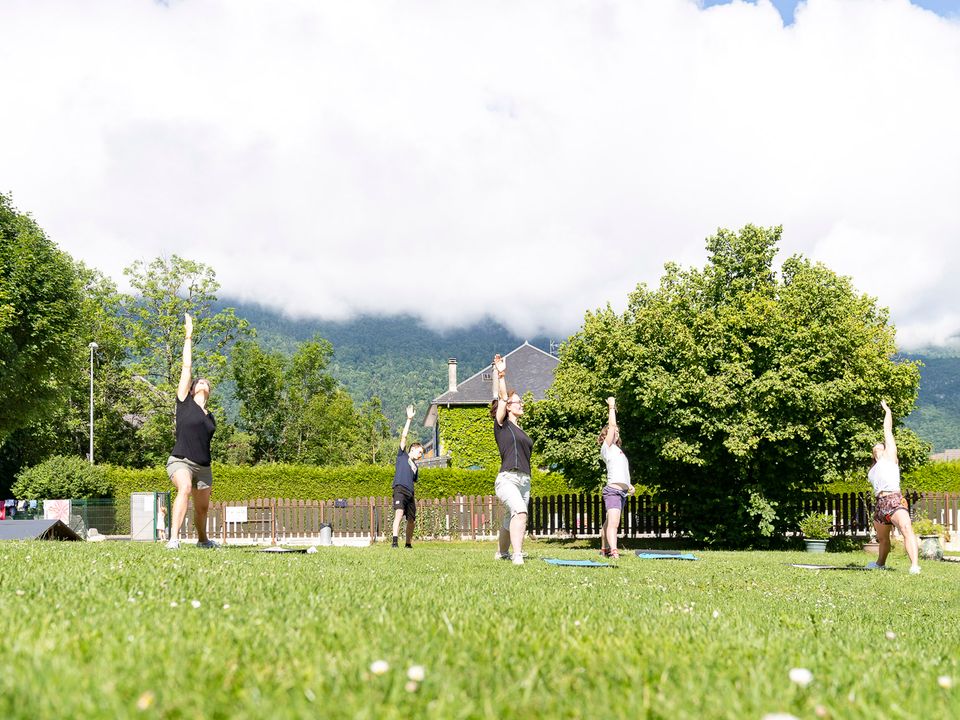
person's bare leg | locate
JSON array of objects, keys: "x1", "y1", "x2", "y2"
[
  {"x1": 605, "y1": 508, "x2": 622, "y2": 554},
  {"x1": 392, "y1": 509, "x2": 403, "y2": 539},
  {"x1": 193, "y1": 487, "x2": 211, "y2": 544},
  {"x1": 875, "y1": 522, "x2": 892, "y2": 566},
  {"x1": 600, "y1": 516, "x2": 608, "y2": 553},
  {"x1": 405, "y1": 516, "x2": 415, "y2": 546},
  {"x1": 498, "y1": 512, "x2": 511, "y2": 555},
  {"x1": 170, "y1": 472, "x2": 192, "y2": 541},
  {"x1": 891, "y1": 510, "x2": 919, "y2": 566},
  {"x1": 510, "y1": 512, "x2": 526, "y2": 556}
]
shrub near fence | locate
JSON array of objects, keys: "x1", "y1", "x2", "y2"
[{"x1": 102, "y1": 464, "x2": 571, "y2": 534}]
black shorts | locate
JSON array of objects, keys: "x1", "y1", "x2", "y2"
[{"x1": 392, "y1": 486, "x2": 416, "y2": 520}]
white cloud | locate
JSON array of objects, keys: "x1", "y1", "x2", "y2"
[{"x1": 1, "y1": 0, "x2": 957, "y2": 347}]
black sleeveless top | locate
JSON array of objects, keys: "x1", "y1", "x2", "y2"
[
  {"x1": 493, "y1": 419, "x2": 533, "y2": 475},
  {"x1": 171, "y1": 395, "x2": 216, "y2": 466}
]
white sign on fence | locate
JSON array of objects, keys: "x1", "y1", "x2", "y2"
[
  {"x1": 44, "y1": 499, "x2": 71, "y2": 523},
  {"x1": 225, "y1": 506, "x2": 248, "y2": 523}
]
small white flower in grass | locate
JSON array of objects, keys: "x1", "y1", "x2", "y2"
[
  {"x1": 885, "y1": 630, "x2": 896, "y2": 640},
  {"x1": 814, "y1": 704, "x2": 829, "y2": 718},
  {"x1": 170, "y1": 601, "x2": 178, "y2": 608},
  {"x1": 789, "y1": 668, "x2": 813, "y2": 687},
  {"x1": 712, "y1": 609, "x2": 720, "y2": 619},
  {"x1": 407, "y1": 665, "x2": 425, "y2": 682},
  {"x1": 135, "y1": 691, "x2": 155, "y2": 711},
  {"x1": 938, "y1": 675, "x2": 953, "y2": 689},
  {"x1": 128, "y1": 597, "x2": 136, "y2": 603},
  {"x1": 574, "y1": 620, "x2": 581, "y2": 627},
  {"x1": 405, "y1": 681, "x2": 419, "y2": 693},
  {"x1": 762, "y1": 714, "x2": 799, "y2": 720},
  {"x1": 191, "y1": 600, "x2": 201, "y2": 609},
  {"x1": 15, "y1": 590, "x2": 24, "y2": 596},
  {"x1": 370, "y1": 660, "x2": 389, "y2": 676},
  {"x1": 223, "y1": 603, "x2": 230, "y2": 610}
]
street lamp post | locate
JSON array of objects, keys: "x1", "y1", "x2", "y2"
[{"x1": 88, "y1": 341, "x2": 98, "y2": 464}]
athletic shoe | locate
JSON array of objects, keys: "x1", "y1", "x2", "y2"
[
  {"x1": 165, "y1": 539, "x2": 180, "y2": 550},
  {"x1": 196, "y1": 539, "x2": 220, "y2": 549},
  {"x1": 909, "y1": 564, "x2": 921, "y2": 575},
  {"x1": 391, "y1": 541, "x2": 399, "y2": 548},
  {"x1": 865, "y1": 561, "x2": 888, "y2": 570},
  {"x1": 494, "y1": 551, "x2": 511, "y2": 560},
  {"x1": 512, "y1": 553, "x2": 524, "y2": 566},
  {"x1": 404, "y1": 543, "x2": 413, "y2": 549}
]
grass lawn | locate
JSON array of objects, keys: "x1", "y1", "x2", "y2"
[{"x1": 0, "y1": 540, "x2": 958, "y2": 719}]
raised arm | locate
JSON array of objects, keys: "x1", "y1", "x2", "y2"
[
  {"x1": 176, "y1": 314, "x2": 193, "y2": 402},
  {"x1": 881, "y1": 399, "x2": 897, "y2": 461},
  {"x1": 493, "y1": 354, "x2": 508, "y2": 425},
  {"x1": 400, "y1": 404, "x2": 414, "y2": 451},
  {"x1": 603, "y1": 396, "x2": 618, "y2": 447}
]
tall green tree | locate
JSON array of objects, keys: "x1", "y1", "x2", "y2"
[
  {"x1": 120, "y1": 256, "x2": 250, "y2": 463},
  {"x1": 0, "y1": 194, "x2": 84, "y2": 445},
  {"x1": 525, "y1": 225, "x2": 925, "y2": 546}
]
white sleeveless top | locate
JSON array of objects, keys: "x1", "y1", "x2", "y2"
[
  {"x1": 867, "y1": 457, "x2": 900, "y2": 495},
  {"x1": 601, "y1": 443, "x2": 631, "y2": 490}
]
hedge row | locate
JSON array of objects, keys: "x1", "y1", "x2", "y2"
[
  {"x1": 103, "y1": 463, "x2": 572, "y2": 504},
  {"x1": 823, "y1": 460, "x2": 960, "y2": 494}
]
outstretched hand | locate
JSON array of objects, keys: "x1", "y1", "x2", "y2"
[
  {"x1": 184, "y1": 313, "x2": 193, "y2": 339},
  {"x1": 880, "y1": 399, "x2": 890, "y2": 413},
  {"x1": 493, "y1": 354, "x2": 506, "y2": 373},
  {"x1": 406, "y1": 404, "x2": 415, "y2": 420},
  {"x1": 606, "y1": 396, "x2": 616, "y2": 410}
]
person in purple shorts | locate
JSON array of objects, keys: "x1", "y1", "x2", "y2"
[
  {"x1": 866, "y1": 400, "x2": 920, "y2": 574},
  {"x1": 599, "y1": 397, "x2": 634, "y2": 560}
]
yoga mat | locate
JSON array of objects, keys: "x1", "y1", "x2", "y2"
[
  {"x1": 789, "y1": 563, "x2": 870, "y2": 571},
  {"x1": 635, "y1": 550, "x2": 698, "y2": 561},
  {"x1": 542, "y1": 558, "x2": 614, "y2": 568},
  {"x1": 258, "y1": 546, "x2": 310, "y2": 553}
]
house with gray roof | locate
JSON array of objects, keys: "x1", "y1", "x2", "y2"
[{"x1": 422, "y1": 342, "x2": 559, "y2": 468}]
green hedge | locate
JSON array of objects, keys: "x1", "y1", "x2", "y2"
[
  {"x1": 824, "y1": 461, "x2": 960, "y2": 493},
  {"x1": 103, "y1": 463, "x2": 571, "y2": 503}
]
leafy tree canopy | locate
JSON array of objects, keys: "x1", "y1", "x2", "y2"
[{"x1": 524, "y1": 225, "x2": 925, "y2": 546}]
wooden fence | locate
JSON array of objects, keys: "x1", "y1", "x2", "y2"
[{"x1": 173, "y1": 491, "x2": 960, "y2": 542}]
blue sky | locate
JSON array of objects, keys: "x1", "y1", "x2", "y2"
[{"x1": 703, "y1": 0, "x2": 959, "y2": 24}]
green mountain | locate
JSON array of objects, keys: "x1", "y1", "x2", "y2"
[
  {"x1": 221, "y1": 301, "x2": 556, "y2": 436},
  {"x1": 223, "y1": 301, "x2": 960, "y2": 450}
]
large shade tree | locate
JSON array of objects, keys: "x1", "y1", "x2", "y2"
[
  {"x1": 525, "y1": 225, "x2": 926, "y2": 546},
  {"x1": 0, "y1": 194, "x2": 84, "y2": 446}
]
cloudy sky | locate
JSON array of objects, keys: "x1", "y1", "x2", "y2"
[{"x1": 1, "y1": 0, "x2": 958, "y2": 348}]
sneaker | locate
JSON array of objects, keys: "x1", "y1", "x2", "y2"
[
  {"x1": 909, "y1": 564, "x2": 921, "y2": 575},
  {"x1": 196, "y1": 539, "x2": 220, "y2": 549},
  {"x1": 494, "y1": 551, "x2": 511, "y2": 560},
  {"x1": 512, "y1": 553, "x2": 524, "y2": 566},
  {"x1": 165, "y1": 538, "x2": 180, "y2": 550},
  {"x1": 392, "y1": 541, "x2": 399, "y2": 548},
  {"x1": 865, "y1": 561, "x2": 888, "y2": 570},
  {"x1": 404, "y1": 543, "x2": 413, "y2": 549}
]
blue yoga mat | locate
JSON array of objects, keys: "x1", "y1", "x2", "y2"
[
  {"x1": 635, "y1": 551, "x2": 698, "y2": 561},
  {"x1": 543, "y1": 558, "x2": 614, "y2": 567}
]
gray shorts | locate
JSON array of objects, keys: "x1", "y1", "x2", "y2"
[
  {"x1": 166, "y1": 455, "x2": 213, "y2": 490},
  {"x1": 495, "y1": 470, "x2": 531, "y2": 529}
]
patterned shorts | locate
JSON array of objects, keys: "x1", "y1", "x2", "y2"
[{"x1": 873, "y1": 493, "x2": 908, "y2": 525}]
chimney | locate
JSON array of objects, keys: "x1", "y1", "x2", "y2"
[{"x1": 447, "y1": 358, "x2": 458, "y2": 393}]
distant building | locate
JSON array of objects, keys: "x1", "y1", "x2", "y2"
[
  {"x1": 422, "y1": 342, "x2": 559, "y2": 468},
  {"x1": 929, "y1": 448, "x2": 960, "y2": 463}
]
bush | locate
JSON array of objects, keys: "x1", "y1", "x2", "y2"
[
  {"x1": 12, "y1": 455, "x2": 112, "y2": 500},
  {"x1": 911, "y1": 516, "x2": 944, "y2": 537},
  {"x1": 799, "y1": 512, "x2": 831, "y2": 540}
]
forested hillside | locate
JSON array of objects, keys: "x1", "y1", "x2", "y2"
[
  {"x1": 224, "y1": 301, "x2": 554, "y2": 437},
  {"x1": 227, "y1": 302, "x2": 960, "y2": 450}
]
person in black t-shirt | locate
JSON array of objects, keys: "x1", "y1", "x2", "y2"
[
  {"x1": 392, "y1": 404, "x2": 424, "y2": 548},
  {"x1": 491, "y1": 353, "x2": 534, "y2": 566},
  {"x1": 164, "y1": 314, "x2": 218, "y2": 550}
]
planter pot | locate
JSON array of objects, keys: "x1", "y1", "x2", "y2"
[
  {"x1": 804, "y1": 539, "x2": 828, "y2": 553},
  {"x1": 862, "y1": 540, "x2": 880, "y2": 556},
  {"x1": 918, "y1": 534, "x2": 943, "y2": 561}
]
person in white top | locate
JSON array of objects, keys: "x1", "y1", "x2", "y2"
[
  {"x1": 866, "y1": 400, "x2": 920, "y2": 574},
  {"x1": 599, "y1": 397, "x2": 635, "y2": 560}
]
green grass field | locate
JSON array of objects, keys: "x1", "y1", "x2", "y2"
[{"x1": 1, "y1": 540, "x2": 958, "y2": 720}]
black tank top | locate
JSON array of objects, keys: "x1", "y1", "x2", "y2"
[
  {"x1": 493, "y1": 419, "x2": 533, "y2": 475},
  {"x1": 171, "y1": 395, "x2": 216, "y2": 466}
]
